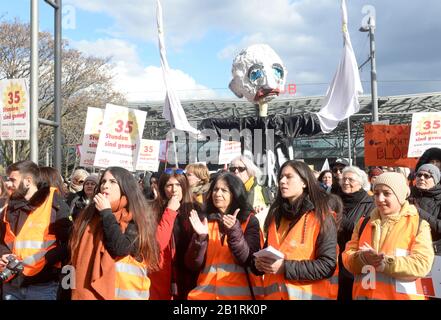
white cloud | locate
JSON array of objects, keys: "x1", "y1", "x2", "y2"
[{"x1": 70, "y1": 38, "x2": 217, "y2": 102}]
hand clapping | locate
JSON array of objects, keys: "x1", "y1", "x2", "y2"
[
  {"x1": 189, "y1": 210, "x2": 208, "y2": 235},
  {"x1": 222, "y1": 208, "x2": 240, "y2": 229}
]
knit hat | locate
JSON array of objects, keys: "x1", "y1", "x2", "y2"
[
  {"x1": 368, "y1": 167, "x2": 383, "y2": 178},
  {"x1": 373, "y1": 172, "x2": 410, "y2": 205},
  {"x1": 417, "y1": 163, "x2": 440, "y2": 185},
  {"x1": 84, "y1": 174, "x2": 99, "y2": 185}
]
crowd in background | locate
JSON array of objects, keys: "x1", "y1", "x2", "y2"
[{"x1": 0, "y1": 147, "x2": 440, "y2": 300}]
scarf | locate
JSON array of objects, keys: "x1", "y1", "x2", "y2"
[
  {"x1": 339, "y1": 188, "x2": 367, "y2": 216},
  {"x1": 72, "y1": 196, "x2": 133, "y2": 300},
  {"x1": 244, "y1": 176, "x2": 255, "y2": 192}
]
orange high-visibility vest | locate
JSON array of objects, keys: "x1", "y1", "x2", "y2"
[
  {"x1": 3, "y1": 187, "x2": 57, "y2": 277},
  {"x1": 114, "y1": 255, "x2": 150, "y2": 300},
  {"x1": 188, "y1": 214, "x2": 264, "y2": 300},
  {"x1": 263, "y1": 211, "x2": 338, "y2": 300},
  {"x1": 352, "y1": 214, "x2": 424, "y2": 300}
]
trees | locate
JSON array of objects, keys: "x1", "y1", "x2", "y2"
[{"x1": 0, "y1": 19, "x2": 126, "y2": 175}]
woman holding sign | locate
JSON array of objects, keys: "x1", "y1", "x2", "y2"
[
  {"x1": 255, "y1": 160, "x2": 338, "y2": 300},
  {"x1": 186, "y1": 172, "x2": 263, "y2": 300},
  {"x1": 70, "y1": 166, "x2": 160, "y2": 300}
]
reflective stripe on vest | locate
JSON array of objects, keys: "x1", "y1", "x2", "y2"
[
  {"x1": 114, "y1": 257, "x2": 150, "y2": 300},
  {"x1": 115, "y1": 288, "x2": 149, "y2": 300},
  {"x1": 2, "y1": 188, "x2": 57, "y2": 276},
  {"x1": 353, "y1": 212, "x2": 425, "y2": 300},
  {"x1": 14, "y1": 240, "x2": 56, "y2": 250},
  {"x1": 188, "y1": 214, "x2": 263, "y2": 300},
  {"x1": 263, "y1": 212, "x2": 338, "y2": 300}
]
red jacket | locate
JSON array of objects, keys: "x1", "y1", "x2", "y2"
[{"x1": 149, "y1": 207, "x2": 178, "y2": 300}]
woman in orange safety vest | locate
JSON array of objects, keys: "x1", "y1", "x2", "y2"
[
  {"x1": 70, "y1": 166, "x2": 160, "y2": 300},
  {"x1": 255, "y1": 160, "x2": 339, "y2": 300},
  {"x1": 343, "y1": 172, "x2": 434, "y2": 300},
  {"x1": 186, "y1": 172, "x2": 263, "y2": 300}
]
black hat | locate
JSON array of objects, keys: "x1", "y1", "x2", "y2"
[{"x1": 330, "y1": 158, "x2": 349, "y2": 168}]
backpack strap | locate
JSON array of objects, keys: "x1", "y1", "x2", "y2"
[{"x1": 358, "y1": 215, "x2": 371, "y2": 238}]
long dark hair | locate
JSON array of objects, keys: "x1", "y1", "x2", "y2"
[
  {"x1": 264, "y1": 160, "x2": 331, "y2": 233},
  {"x1": 150, "y1": 171, "x2": 195, "y2": 221},
  {"x1": 38, "y1": 166, "x2": 66, "y2": 197},
  {"x1": 70, "y1": 166, "x2": 159, "y2": 271},
  {"x1": 205, "y1": 172, "x2": 253, "y2": 222}
]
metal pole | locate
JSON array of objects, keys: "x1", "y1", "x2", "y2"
[
  {"x1": 347, "y1": 118, "x2": 352, "y2": 166},
  {"x1": 369, "y1": 17, "x2": 379, "y2": 122},
  {"x1": 30, "y1": 0, "x2": 39, "y2": 163},
  {"x1": 12, "y1": 141, "x2": 16, "y2": 163},
  {"x1": 54, "y1": 0, "x2": 62, "y2": 172},
  {"x1": 171, "y1": 131, "x2": 179, "y2": 167}
]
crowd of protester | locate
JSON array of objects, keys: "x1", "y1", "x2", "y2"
[{"x1": 0, "y1": 146, "x2": 440, "y2": 300}]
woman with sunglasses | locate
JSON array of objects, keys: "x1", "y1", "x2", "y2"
[
  {"x1": 343, "y1": 172, "x2": 434, "y2": 300},
  {"x1": 186, "y1": 172, "x2": 262, "y2": 300},
  {"x1": 148, "y1": 168, "x2": 202, "y2": 300},
  {"x1": 70, "y1": 166, "x2": 160, "y2": 299},
  {"x1": 229, "y1": 155, "x2": 269, "y2": 230},
  {"x1": 409, "y1": 164, "x2": 441, "y2": 254},
  {"x1": 254, "y1": 160, "x2": 338, "y2": 300}
]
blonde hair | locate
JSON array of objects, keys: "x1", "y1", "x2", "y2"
[{"x1": 185, "y1": 163, "x2": 210, "y2": 185}]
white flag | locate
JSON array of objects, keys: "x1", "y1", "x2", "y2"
[
  {"x1": 156, "y1": 0, "x2": 199, "y2": 135},
  {"x1": 321, "y1": 158, "x2": 330, "y2": 172},
  {"x1": 316, "y1": 0, "x2": 363, "y2": 133}
]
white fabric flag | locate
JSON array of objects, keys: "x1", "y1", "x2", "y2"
[
  {"x1": 316, "y1": 0, "x2": 363, "y2": 133},
  {"x1": 156, "y1": 0, "x2": 199, "y2": 135},
  {"x1": 321, "y1": 158, "x2": 330, "y2": 171}
]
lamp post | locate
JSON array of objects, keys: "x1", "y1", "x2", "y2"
[{"x1": 360, "y1": 17, "x2": 378, "y2": 122}]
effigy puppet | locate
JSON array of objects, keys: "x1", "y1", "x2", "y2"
[{"x1": 200, "y1": 44, "x2": 326, "y2": 186}]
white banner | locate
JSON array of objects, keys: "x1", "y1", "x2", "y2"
[
  {"x1": 0, "y1": 79, "x2": 30, "y2": 140},
  {"x1": 94, "y1": 104, "x2": 146, "y2": 171},
  {"x1": 80, "y1": 107, "x2": 104, "y2": 168},
  {"x1": 407, "y1": 112, "x2": 441, "y2": 157},
  {"x1": 135, "y1": 139, "x2": 161, "y2": 172},
  {"x1": 218, "y1": 139, "x2": 241, "y2": 165}
]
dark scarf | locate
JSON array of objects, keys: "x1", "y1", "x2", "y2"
[
  {"x1": 276, "y1": 194, "x2": 314, "y2": 229},
  {"x1": 339, "y1": 188, "x2": 368, "y2": 216}
]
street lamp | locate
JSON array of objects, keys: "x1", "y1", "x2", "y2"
[{"x1": 359, "y1": 17, "x2": 379, "y2": 122}]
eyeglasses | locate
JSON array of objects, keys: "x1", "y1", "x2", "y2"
[
  {"x1": 342, "y1": 177, "x2": 357, "y2": 184},
  {"x1": 416, "y1": 172, "x2": 433, "y2": 180},
  {"x1": 332, "y1": 167, "x2": 344, "y2": 173},
  {"x1": 164, "y1": 168, "x2": 185, "y2": 175},
  {"x1": 229, "y1": 166, "x2": 247, "y2": 173}
]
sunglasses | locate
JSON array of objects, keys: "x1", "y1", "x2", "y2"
[
  {"x1": 332, "y1": 168, "x2": 344, "y2": 173},
  {"x1": 164, "y1": 168, "x2": 185, "y2": 175},
  {"x1": 229, "y1": 166, "x2": 247, "y2": 173},
  {"x1": 416, "y1": 172, "x2": 433, "y2": 180}
]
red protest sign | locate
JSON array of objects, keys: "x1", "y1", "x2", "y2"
[{"x1": 364, "y1": 124, "x2": 418, "y2": 168}]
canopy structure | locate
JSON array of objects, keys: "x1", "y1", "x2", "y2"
[{"x1": 128, "y1": 92, "x2": 441, "y2": 167}]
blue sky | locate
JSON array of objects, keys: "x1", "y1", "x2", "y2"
[{"x1": 2, "y1": 0, "x2": 441, "y2": 102}]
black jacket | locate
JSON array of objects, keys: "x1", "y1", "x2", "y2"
[
  {"x1": 200, "y1": 113, "x2": 321, "y2": 166},
  {"x1": 260, "y1": 198, "x2": 337, "y2": 281},
  {"x1": 409, "y1": 185, "x2": 441, "y2": 242},
  {"x1": 0, "y1": 186, "x2": 72, "y2": 287},
  {"x1": 337, "y1": 191, "x2": 375, "y2": 252},
  {"x1": 185, "y1": 211, "x2": 261, "y2": 273}
]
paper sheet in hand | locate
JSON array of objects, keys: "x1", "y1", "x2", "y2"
[{"x1": 253, "y1": 246, "x2": 284, "y2": 260}]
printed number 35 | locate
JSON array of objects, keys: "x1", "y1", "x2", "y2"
[{"x1": 115, "y1": 120, "x2": 133, "y2": 133}]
